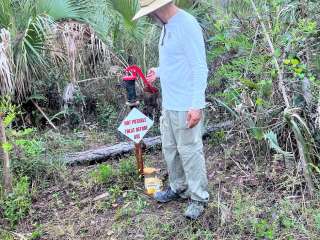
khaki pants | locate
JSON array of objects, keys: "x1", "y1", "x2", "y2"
[{"x1": 160, "y1": 109, "x2": 209, "y2": 202}]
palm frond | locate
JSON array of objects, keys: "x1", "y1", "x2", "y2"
[
  {"x1": 0, "y1": 0, "x2": 12, "y2": 29},
  {"x1": 108, "y1": 0, "x2": 138, "y2": 25},
  {"x1": 82, "y1": 0, "x2": 112, "y2": 40},
  {"x1": 107, "y1": 0, "x2": 145, "y2": 40},
  {"x1": 7, "y1": 0, "x2": 104, "y2": 100},
  {"x1": 175, "y1": 0, "x2": 194, "y2": 9},
  {"x1": 13, "y1": 14, "x2": 50, "y2": 100},
  {"x1": 284, "y1": 108, "x2": 312, "y2": 136},
  {"x1": 211, "y1": 97, "x2": 239, "y2": 119},
  {"x1": 37, "y1": 0, "x2": 90, "y2": 21}
]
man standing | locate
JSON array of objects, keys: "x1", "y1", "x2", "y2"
[{"x1": 133, "y1": 0, "x2": 209, "y2": 220}]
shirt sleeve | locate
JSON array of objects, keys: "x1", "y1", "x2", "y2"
[{"x1": 179, "y1": 18, "x2": 208, "y2": 109}]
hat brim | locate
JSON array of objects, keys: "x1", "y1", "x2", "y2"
[{"x1": 132, "y1": 0, "x2": 172, "y2": 21}]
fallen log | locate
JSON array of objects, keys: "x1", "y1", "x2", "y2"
[{"x1": 65, "y1": 121, "x2": 234, "y2": 165}]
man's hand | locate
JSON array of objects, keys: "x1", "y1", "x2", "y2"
[
  {"x1": 146, "y1": 68, "x2": 157, "y2": 84},
  {"x1": 186, "y1": 109, "x2": 202, "y2": 128}
]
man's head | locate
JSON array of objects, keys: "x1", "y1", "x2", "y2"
[{"x1": 132, "y1": 0, "x2": 175, "y2": 22}]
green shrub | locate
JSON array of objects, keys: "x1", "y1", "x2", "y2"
[
  {"x1": 5, "y1": 128, "x2": 65, "y2": 183},
  {"x1": 119, "y1": 158, "x2": 137, "y2": 178},
  {"x1": 11, "y1": 157, "x2": 64, "y2": 183},
  {"x1": 15, "y1": 139, "x2": 44, "y2": 157},
  {"x1": 91, "y1": 164, "x2": 114, "y2": 183},
  {"x1": 96, "y1": 102, "x2": 117, "y2": 129},
  {"x1": 314, "y1": 212, "x2": 320, "y2": 231},
  {"x1": 29, "y1": 225, "x2": 43, "y2": 240},
  {"x1": 0, "y1": 230, "x2": 14, "y2": 240},
  {"x1": 1, "y1": 176, "x2": 32, "y2": 227},
  {"x1": 2, "y1": 127, "x2": 64, "y2": 183},
  {"x1": 254, "y1": 219, "x2": 275, "y2": 240}
]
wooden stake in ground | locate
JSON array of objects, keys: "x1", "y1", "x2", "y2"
[{"x1": 0, "y1": 112, "x2": 12, "y2": 192}]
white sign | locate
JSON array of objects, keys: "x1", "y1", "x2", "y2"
[{"x1": 118, "y1": 108, "x2": 154, "y2": 143}]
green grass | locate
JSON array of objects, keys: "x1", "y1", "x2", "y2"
[
  {"x1": 1, "y1": 177, "x2": 31, "y2": 228},
  {"x1": 0, "y1": 230, "x2": 14, "y2": 240}
]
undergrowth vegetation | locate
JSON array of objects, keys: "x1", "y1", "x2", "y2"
[{"x1": 1, "y1": 0, "x2": 320, "y2": 239}]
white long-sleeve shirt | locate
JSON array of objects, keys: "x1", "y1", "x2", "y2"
[{"x1": 156, "y1": 9, "x2": 208, "y2": 111}]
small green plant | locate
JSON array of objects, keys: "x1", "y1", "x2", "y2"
[
  {"x1": 2, "y1": 176, "x2": 31, "y2": 227},
  {"x1": 254, "y1": 219, "x2": 275, "y2": 240},
  {"x1": 29, "y1": 224, "x2": 43, "y2": 240},
  {"x1": 4, "y1": 126, "x2": 62, "y2": 183},
  {"x1": 15, "y1": 138, "x2": 44, "y2": 157},
  {"x1": 280, "y1": 216, "x2": 295, "y2": 230},
  {"x1": 96, "y1": 102, "x2": 117, "y2": 129},
  {"x1": 109, "y1": 185, "x2": 123, "y2": 200},
  {"x1": 135, "y1": 195, "x2": 148, "y2": 214},
  {"x1": 104, "y1": 185, "x2": 123, "y2": 209},
  {"x1": 119, "y1": 158, "x2": 137, "y2": 178},
  {"x1": 314, "y1": 212, "x2": 320, "y2": 231},
  {"x1": 233, "y1": 191, "x2": 256, "y2": 226},
  {"x1": 0, "y1": 230, "x2": 14, "y2": 240},
  {"x1": 209, "y1": 130, "x2": 226, "y2": 145},
  {"x1": 91, "y1": 164, "x2": 114, "y2": 184}
]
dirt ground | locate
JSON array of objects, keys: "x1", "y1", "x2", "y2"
[{"x1": 3, "y1": 135, "x2": 320, "y2": 240}]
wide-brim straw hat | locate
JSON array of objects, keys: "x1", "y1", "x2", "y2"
[{"x1": 133, "y1": 0, "x2": 173, "y2": 21}]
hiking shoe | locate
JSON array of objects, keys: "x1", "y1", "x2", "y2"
[
  {"x1": 154, "y1": 187, "x2": 181, "y2": 203},
  {"x1": 184, "y1": 200, "x2": 206, "y2": 220}
]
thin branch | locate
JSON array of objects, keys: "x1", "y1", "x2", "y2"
[
  {"x1": 31, "y1": 100, "x2": 58, "y2": 131},
  {"x1": 250, "y1": 0, "x2": 290, "y2": 108}
]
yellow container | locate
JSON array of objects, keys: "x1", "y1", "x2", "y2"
[{"x1": 143, "y1": 167, "x2": 162, "y2": 196}]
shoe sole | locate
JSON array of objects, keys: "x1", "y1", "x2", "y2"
[{"x1": 154, "y1": 197, "x2": 180, "y2": 203}]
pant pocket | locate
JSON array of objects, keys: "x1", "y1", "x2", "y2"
[{"x1": 177, "y1": 112, "x2": 203, "y2": 147}]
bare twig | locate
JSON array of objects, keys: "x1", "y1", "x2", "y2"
[{"x1": 31, "y1": 100, "x2": 58, "y2": 131}]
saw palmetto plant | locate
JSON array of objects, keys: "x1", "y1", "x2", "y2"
[{"x1": 0, "y1": 0, "x2": 92, "y2": 100}]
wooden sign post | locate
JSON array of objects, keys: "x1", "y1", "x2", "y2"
[{"x1": 118, "y1": 108, "x2": 154, "y2": 175}]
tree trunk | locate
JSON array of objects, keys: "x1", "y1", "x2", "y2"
[
  {"x1": 65, "y1": 121, "x2": 234, "y2": 165},
  {"x1": 0, "y1": 113, "x2": 12, "y2": 192}
]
